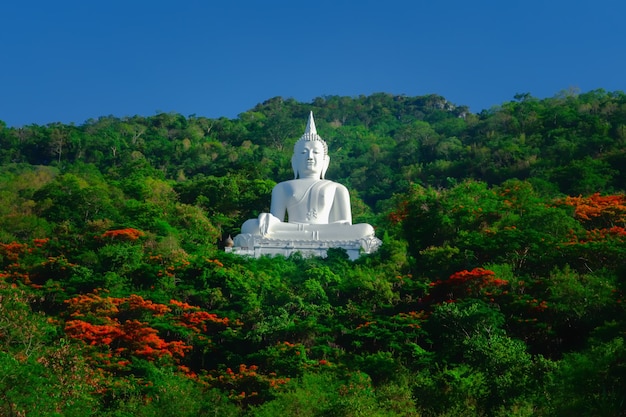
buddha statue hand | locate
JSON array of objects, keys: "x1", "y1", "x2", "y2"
[{"x1": 258, "y1": 213, "x2": 281, "y2": 236}]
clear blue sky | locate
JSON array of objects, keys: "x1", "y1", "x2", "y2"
[{"x1": 1, "y1": 0, "x2": 624, "y2": 127}]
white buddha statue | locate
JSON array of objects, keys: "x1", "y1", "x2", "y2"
[{"x1": 231, "y1": 112, "x2": 381, "y2": 258}]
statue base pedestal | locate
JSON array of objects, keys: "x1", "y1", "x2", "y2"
[{"x1": 226, "y1": 234, "x2": 382, "y2": 261}]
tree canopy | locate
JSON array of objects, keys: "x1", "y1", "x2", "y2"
[{"x1": 1, "y1": 90, "x2": 626, "y2": 416}]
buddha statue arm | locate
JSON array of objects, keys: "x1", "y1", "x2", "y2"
[
  {"x1": 239, "y1": 185, "x2": 284, "y2": 236},
  {"x1": 269, "y1": 184, "x2": 288, "y2": 222},
  {"x1": 328, "y1": 184, "x2": 352, "y2": 224}
]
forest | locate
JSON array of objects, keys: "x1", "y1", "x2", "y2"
[{"x1": 1, "y1": 89, "x2": 626, "y2": 416}]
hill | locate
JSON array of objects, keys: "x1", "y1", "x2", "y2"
[{"x1": 1, "y1": 90, "x2": 626, "y2": 416}]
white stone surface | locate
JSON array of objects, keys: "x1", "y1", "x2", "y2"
[{"x1": 226, "y1": 233, "x2": 382, "y2": 260}]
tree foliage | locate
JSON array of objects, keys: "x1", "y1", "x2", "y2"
[{"x1": 1, "y1": 90, "x2": 626, "y2": 415}]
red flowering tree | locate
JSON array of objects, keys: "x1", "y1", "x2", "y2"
[
  {"x1": 99, "y1": 228, "x2": 144, "y2": 241},
  {"x1": 557, "y1": 193, "x2": 626, "y2": 271},
  {"x1": 205, "y1": 363, "x2": 292, "y2": 407},
  {"x1": 428, "y1": 267, "x2": 509, "y2": 304},
  {"x1": 560, "y1": 193, "x2": 626, "y2": 227},
  {"x1": 63, "y1": 291, "x2": 236, "y2": 372}
]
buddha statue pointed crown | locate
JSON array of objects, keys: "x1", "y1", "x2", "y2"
[{"x1": 295, "y1": 111, "x2": 328, "y2": 156}]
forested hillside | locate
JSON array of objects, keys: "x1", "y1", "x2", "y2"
[{"x1": 1, "y1": 90, "x2": 626, "y2": 416}]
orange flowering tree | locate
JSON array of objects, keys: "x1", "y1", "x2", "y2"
[
  {"x1": 427, "y1": 267, "x2": 509, "y2": 304},
  {"x1": 62, "y1": 291, "x2": 237, "y2": 373},
  {"x1": 556, "y1": 193, "x2": 626, "y2": 271},
  {"x1": 205, "y1": 363, "x2": 292, "y2": 407},
  {"x1": 99, "y1": 228, "x2": 145, "y2": 241},
  {"x1": 560, "y1": 193, "x2": 626, "y2": 227},
  {"x1": 0, "y1": 238, "x2": 56, "y2": 289}
]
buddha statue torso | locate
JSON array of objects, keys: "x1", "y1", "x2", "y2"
[{"x1": 271, "y1": 179, "x2": 349, "y2": 225}]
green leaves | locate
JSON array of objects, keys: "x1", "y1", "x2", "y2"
[
  {"x1": 3, "y1": 92, "x2": 626, "y2": 415},
  {"x1": 546, "y1": 337, "x2": 626, "y2": 416}
]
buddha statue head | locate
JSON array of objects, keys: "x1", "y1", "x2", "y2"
[{"x1": 292, "y1": 112, "x2": 330, "y2": 179}]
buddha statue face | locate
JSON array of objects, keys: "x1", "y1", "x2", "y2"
[{"x1": 292, "y1": 139, "x2": 330, "y2": 179}]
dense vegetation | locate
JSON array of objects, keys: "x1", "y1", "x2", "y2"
[{"x1": 1, "y1": 89, "x2": 626, "y2": 416}]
